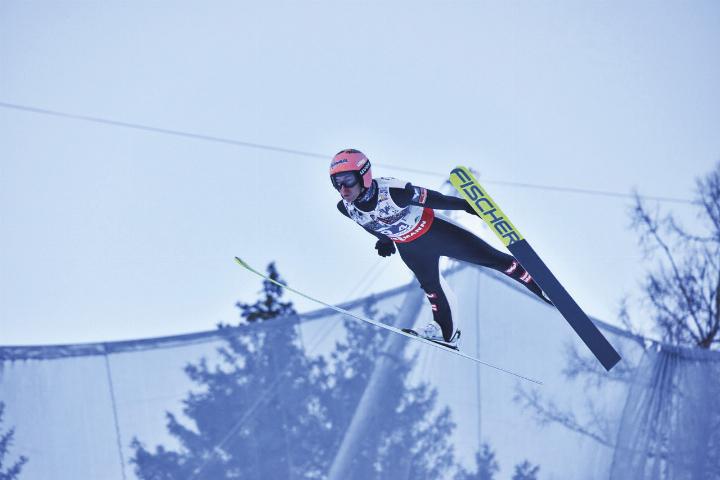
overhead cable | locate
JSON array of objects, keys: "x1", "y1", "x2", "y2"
[{"x1": 0, "y1": 101, "x2": 693, "y2": 204}]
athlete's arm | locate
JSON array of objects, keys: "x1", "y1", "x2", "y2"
[{"x1": 390, "y1": 183, "x2": 475, "y2": 213}]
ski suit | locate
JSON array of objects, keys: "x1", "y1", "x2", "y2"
[{"x1": 337, "y1": 177, "x2": 547, "y2": 342}]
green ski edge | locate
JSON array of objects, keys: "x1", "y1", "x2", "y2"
[
  {"x1": 234, "y1": 257, "x2": 542, "y2": 385},
  {"x1": 449, "y1": 166, "x2": 524, "y2": 247}
]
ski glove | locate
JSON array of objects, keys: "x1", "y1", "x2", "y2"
[{"x1": 375, "y1": 239, "x2": 396, "y2": 257}]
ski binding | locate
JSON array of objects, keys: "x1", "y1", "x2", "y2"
[{"x1": 401, "y1": 328, "x2": 461, "y2": 351}]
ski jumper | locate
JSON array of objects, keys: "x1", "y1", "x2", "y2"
[{"x1": 337, "y1": 177, "x2": 546, "y2": 342}]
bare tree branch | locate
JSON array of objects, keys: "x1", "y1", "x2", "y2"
[
  {"x1": 513, "y1": 387, "x2": 614, "y2": 448},
  {"x1": 634, "y1": 198, "x2": 705, "y2": 336},
  {"x1": 518, "y1": 163, "x2": 720, "y2": 462},
  {"x1": 625, "y1": 163, "x2": 720, "y2": 350}
]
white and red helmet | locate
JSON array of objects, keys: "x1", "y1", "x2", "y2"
[{"x1": 329, "y1": 149, "x2": 372, "y2": 190}]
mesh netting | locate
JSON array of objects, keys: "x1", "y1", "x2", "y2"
[{"x1": 1, "y1": 264, "x2": 717, "y2": 479}]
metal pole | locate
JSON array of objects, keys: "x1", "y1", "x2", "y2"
[{"x1": 328, "y1": 281, "x2": 425, "y2": 480}]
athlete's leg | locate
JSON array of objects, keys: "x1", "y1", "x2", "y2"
[
  {"x1": 431, "y1": 219, "x2": 550, "y2": 303},
  {"x1": 396, "y1": 242, "x2": 458, "y2": 341}
]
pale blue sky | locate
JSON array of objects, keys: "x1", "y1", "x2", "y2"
[{"x1": 1, "y1": 1, "x2": 718, "y2": 345}]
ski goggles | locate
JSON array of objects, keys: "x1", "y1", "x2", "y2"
[{"x1": 331, "y1": 172, "x2": 360, "y2": 190}]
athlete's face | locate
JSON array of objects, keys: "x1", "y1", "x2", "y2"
[
  {"x1": 339, "y1": 182, "x2": 362, "y2": 202},
  {"x1": 332, "y1": 172, "x2": 362, "y2": 202}
]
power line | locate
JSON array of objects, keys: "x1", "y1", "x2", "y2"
[
  {"x1": 0, "y1": 101, "x2": 694, "y2": 204},
  {"x1": 481, "y1": 179, "x2": 691, "y2": 205},
  {"x1": 0, "y1": 101, "x2": 443, "y2": 177},
  {"x1": 0, "y1": 101, "x2": 325, "y2": 159}
]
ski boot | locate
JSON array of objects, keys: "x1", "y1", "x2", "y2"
[{"x1": 402, "y1": 323, "x2": 461, "y2": 351}]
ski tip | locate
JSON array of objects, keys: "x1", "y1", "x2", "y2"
[
  {"x1": 234, "y1": 257, "x2": 248, "y2": 268},
  {"x1": 452, "y1": 165, "x2": 475, "y2": 175}
]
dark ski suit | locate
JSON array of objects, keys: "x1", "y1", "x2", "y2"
[{"x1": 337, "y1": 180, "x2": 547, "y2": 342}]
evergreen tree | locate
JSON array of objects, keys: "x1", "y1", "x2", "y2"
[
  {"x1": 454, "y1": 443, "x2": 499, "y2": 480},
  {"x1": 131, "y1": 263, "x2": 458, "y2": 479},
  {"x1": 0, "y1": 402, "x2": 27, "y2": 480},
  {"x1": 233, "y1": 262, "x2": 295, "y2": 324},
  {"x1": 511, "y1": 460, "x2": 540, "y2": 480}
]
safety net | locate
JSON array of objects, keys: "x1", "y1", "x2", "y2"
[{"x1": 0, "y1": 263, "x2": 717, "y2": 479}]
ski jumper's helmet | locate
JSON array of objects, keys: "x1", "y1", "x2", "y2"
[{"x1": 329, "y1": 149, "x2": 372, "y2": 190}]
